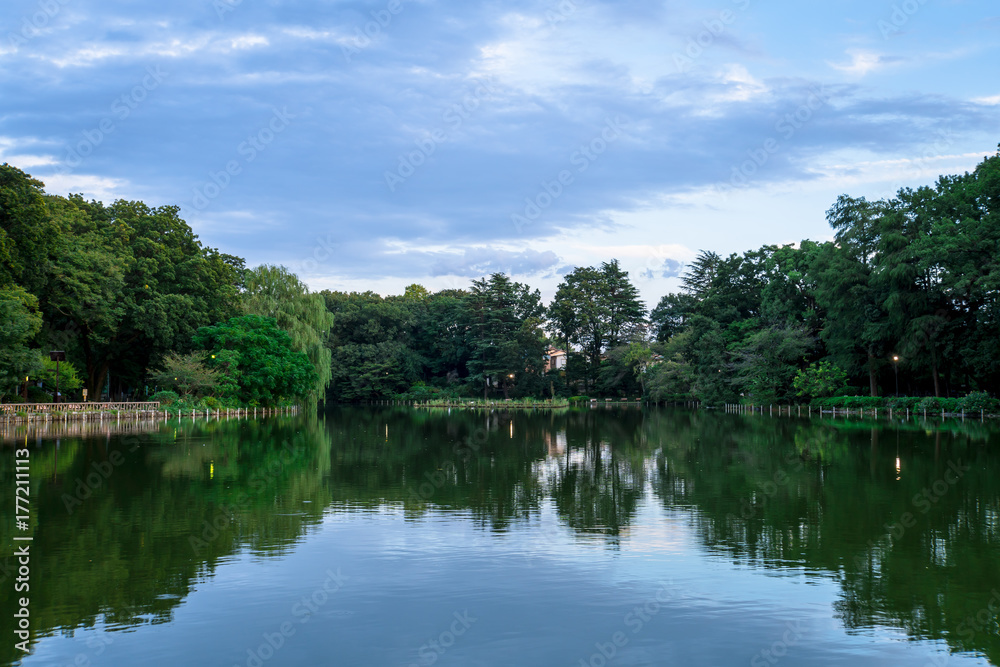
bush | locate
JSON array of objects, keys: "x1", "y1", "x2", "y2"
[
  {"x1": 27, "y1": 386, "x2": 51, "y2": 403},
  {"x1": 793, "y1": 361, "x2": 848, "y2": 399},
  {"x1": 150, "y1": 390, "x2": 180, "y2": 406},
  {"x1": 956, "y1": 391, "x2": 999, "y2": 413},
  {"x1": 812, "y1": 395, "x2": 971, "y2": 413},
  {"x1": 204, "y1": 396, "x2": 221, "y2": 409},
  {"x1": 395, "y1": 383, "x2": 464, "y2": 401}
]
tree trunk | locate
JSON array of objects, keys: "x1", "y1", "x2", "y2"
[
  {"x1": 868, "y1": 351, "x2": 878, "y2": 397},
  {"x1": 81, "y1": 332, "x2": 110, "y2": 399},
  {"x1": 931, "y1": 353, "x2": 941, "y2": 398}
]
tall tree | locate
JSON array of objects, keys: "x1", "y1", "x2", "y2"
[
  {"x1": 41, "y1": 196, "x2": 243, "y2": 398},
  {"x1": 0, "y1": 285, "x2": 43, "y2": 399},
  {"x1": 242, "y1": 265, "x2": 334, "y2": 401},
  {"x1": 0, "y1": 164, "x2": 55, "y2": 294},
  {"x1": 321, "y1": 290, "x2": 424, "y2": 400},
  {"x1": 465, "y1": 273, "x2": 546, "y2": 399},
  {"x1": 549, "y1": 260, "x2": 646, "y2": 392}
]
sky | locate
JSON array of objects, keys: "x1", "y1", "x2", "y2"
[{"x1": 2, "y1": 0, "x2": 998, "y2": 306}]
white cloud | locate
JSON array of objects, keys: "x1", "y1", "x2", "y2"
[
  {"x1": 37, "y1": 32, "x2": 268, "y2": 67},
  {"x1": 227, "y1": 34, "x2": 269, "y2": 51},
  {"x1": 41, "y1": 172, "x2": 130, "y2": 200},
  {"x1": 829, "y1": 50, "x2": 889, "y2": 77}
]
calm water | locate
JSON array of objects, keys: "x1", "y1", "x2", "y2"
[{"x1": 2, "y1": 407, "x2": 999, "y2": 666}]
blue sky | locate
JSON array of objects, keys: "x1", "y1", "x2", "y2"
[{"x1": 2, "y1": 0, "x2": 998, "y2": 304}]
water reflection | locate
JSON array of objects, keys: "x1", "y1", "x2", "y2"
[{"x1": 1, "y1": 408, "x2": 998, "y2": 665}]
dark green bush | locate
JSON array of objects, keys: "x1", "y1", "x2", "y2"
[
  {"x1": 150, "y1": 390, "x2": 180, "y2": 406},
  {"x1": 812, "y1": 395, "x2": 972, "y2": 412},
  {"x1": 956, "y1": 391, "x2": 999, "y2": 413}
]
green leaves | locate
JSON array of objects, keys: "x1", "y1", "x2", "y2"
[
  {"x1": 0, "y1": 284, "x2": 43, "y2": 397},
  {"x1": 551, "y1": 260, "x2": 646, "y2": 392},
  {"x1": 465, "y1": 273, "x2": 546, "y2": 398},
  {"x1": 242, "y1": 265, "x2": 334, "y2": 400},
  {"x1": 194, "y1": 315, "x2": 317, "y2": 406},
  {"x1": 150, "y1": 352, "x2": 220, "y2": 397},
  {"x1": 793, "y1": 361, "x2": 848, "y2": 399}
]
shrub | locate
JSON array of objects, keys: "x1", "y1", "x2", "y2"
[
  {"x1": 917, "y1": 397, "x2": 942, "y2": 411},
  {"x1": 956, "y1": 391, "x2": 999, "y2": 413},
  {"x1": 27, "y1": 386, "x2": 51, "y2": 403},
  {"x1": 150, "y1": 390, "x2": 180, "y2": 406},
  {"x1": 793, "y1": 361, "x2": 848, "y2": 399}
]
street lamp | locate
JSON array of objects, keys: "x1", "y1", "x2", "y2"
[
  {"x1": 892, "y1": 355, "x2": 900, "y2": 397},
  {"x1": 49, "y1": 351, "x2": 66, "y2": 404}
]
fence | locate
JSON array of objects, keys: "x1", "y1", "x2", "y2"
[{"x1": 0, "y1": 402, "x2": 160, "y2": 414}]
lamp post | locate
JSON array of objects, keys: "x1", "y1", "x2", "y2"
[
  {"x1": 892, "y1": 355, "x2": 900, "y2": 397},
  {"x1": 49, "y1": 351, "x2": 66, "y2": 404}
]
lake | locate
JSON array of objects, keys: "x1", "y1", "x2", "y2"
[{"x1": 2, "y1": 407, "x2": 999, "y2": 666}]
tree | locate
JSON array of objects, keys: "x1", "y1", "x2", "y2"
[
  {"x1": 0, "y1": 164, "x2": 56, "y2": 294},
  {"x1": 321, "y1": 290, "x2": 425, "y2": 400},
  {"x1": 650, "y1": 293, "x2": 696, "y2": 342},
  {"x1": 242, "y1": 265, "x2": 334, "y2": 402},
  {"x1": 549, "y1": 260, "x2": 646, "y2": 393},
  {"x1": 681, "y1": 250, "x2": 722, "y2": 299},
  {"x1": 194, "y1": 315, "x2": 317, "y2": 406},
  {"x1": 465, "y1": 273, "x2": 546, "y2": 399},
  {"x1": 809, "y1": 240, "x2": 890, "y2": 397},
  {"x1": 0, "y1": 285, "x2": 43, "y2": 399},
  {"x1": 36, "y1": 355, "x2": 85, "y2": 397},
  {"x1": 41, "y1": 196, "x2": 243, "y2": 399},
  {"x1": 731, "y1": 325, "x2": 814, "y2": 404},
  {"x1": 599, "y1": 340, "x2": 652, "y2": 397},
  {"x1": 150, "y1": 352, "x2": 220, "y2": 397}
]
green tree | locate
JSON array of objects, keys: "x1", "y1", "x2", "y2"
[
  {"x1": 649, "y1": 293, "x2": 696, "y2": 342},
  {"x1": 36, "y1": 355, "x2": 85, "y2": 397},
  {"x1": 549, "y1": 260, "x2": 646, "y2": 393},
  {"x1": 731, "y1": 325, "x2": 814, "y2": 404},
  {"x1": 242, "y1": 265, "x2": 334, "y2": 402},
  {"x1": 150, "y1": 352, "x2": 220, "y2": 397},
  {"x1": 0, "y1": 285, "x2": 43, "y2": 399},
  {"x1": 465, "y1": 273, "x2": 546, "y2": 399},
  {"x1": 321, "y1": 290, "x2": 424, "y2": 400},
  {"x1": 41, "y1": 196, "x2": 243, "y2": 398},
  {"x1": 0, "y1": 164, "x2": 56, "y2": 294},
  {"x1": 194, "y1": 315, "x2": 316, "y2": 406}
]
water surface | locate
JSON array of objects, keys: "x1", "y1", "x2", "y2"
[{"x1": 2, "y1": 407, "x2": 998, "y2": 666}]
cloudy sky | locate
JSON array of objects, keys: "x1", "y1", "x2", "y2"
[{"x1": 2, "y1": 0, "x2": 998, "y2": 304}]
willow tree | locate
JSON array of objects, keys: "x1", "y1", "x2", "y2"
[{"x1": 241, "y1": 265, "x2": 334, "y2": 402}]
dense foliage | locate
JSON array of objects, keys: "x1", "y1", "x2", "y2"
[{"x1": 0, "y1": 164, "x2": 329, "y2": 406}]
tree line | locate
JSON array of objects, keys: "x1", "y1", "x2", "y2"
[
  {"x1": 323, "y1": 149, "x2": 1000, "y2": 405},
  {"x1": 2, "y1": 148, "x2": 998, "y2": 406},
  {"x1": 0, "y1": 165, "x2": 330, "y2": 407}
]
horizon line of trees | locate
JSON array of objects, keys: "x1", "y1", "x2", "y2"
[
  {"x1": 322, "y1": 147, "x2": 1000, "y2": 404},
  {"x1": 2, "y1": 147, "x2": 998, "y2": 406}
]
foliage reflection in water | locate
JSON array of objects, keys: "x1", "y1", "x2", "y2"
[{"x1": 1, "y1": 408, "x2": 998, "y2": 666}]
